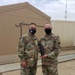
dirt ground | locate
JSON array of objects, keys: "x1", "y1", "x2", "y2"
[{"x1": 3, "y1": 60, "x2": 75, "y2": 75}]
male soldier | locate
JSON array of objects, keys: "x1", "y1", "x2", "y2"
[
  {"x1": 39, "y1": 24, "x2": 61, "y2": 75},
  {"x1": 17, "y1": 23, "x2": 38, "y2": 75}
]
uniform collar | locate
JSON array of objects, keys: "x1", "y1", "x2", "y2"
[
  {"x1": 45, "y1": 33, "x2": 53, "y2": 40},
  {"x1": 28, "y1": 32, "x2": 35, "y2": 37},
  {"x1": 45, "y1": 33, "x2": 53, "y2": 37}
]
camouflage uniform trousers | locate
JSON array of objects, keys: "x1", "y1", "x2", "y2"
[
  {"x1": 20, "y1": 63, "x2": 37, "y2": 75},
  {"x1": 42, "y1": 65, "x2": 58, "y2": 75}
]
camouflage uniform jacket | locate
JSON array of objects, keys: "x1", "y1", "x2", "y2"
[
  {"x1": 17, "y1": 33, "x2": 38, "y2": 67},
  {"x1": 40, "y1": 33, "x2": 61, "y2": 66}
]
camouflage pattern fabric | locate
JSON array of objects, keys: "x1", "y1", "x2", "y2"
[
  {"x1": 42, "y1": 65, "x2": 58, "y2": 75},
  {"x1": 20, "y1": 63, "x2": 37, "y2": 75},
  {"x1": 17, "y1": 33, "x2": 38, "y2": 75},
  {"x1": 40, "y1": 33, "x2": 61, "y2": 75}
]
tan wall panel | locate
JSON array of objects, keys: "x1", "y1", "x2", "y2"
[
  {"x1": 0, "y1": 2, "x2": 50, "y2": 64},
  {"x1": 0, "y1": 14, "x2": 19, "y2": 55},
  {"x1": 0, "y1": 12, "x2": 50, "y2": 56},
  {"x1": 3, "y1": 8, "x2": 50, "y2": 24},
  {"x1": 52, "y1": 20, "x2": 75, "y2": 47}
]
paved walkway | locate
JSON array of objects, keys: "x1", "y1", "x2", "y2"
[
  {"x1": 2, "y1": 60, "x2": 75, "y2": 75},
  {"x1": 0, "y1": 53, "x2": 75, "y2": 74},
  {"x1": 0, "y1": 49, "x2": 75, "y2": 75}
]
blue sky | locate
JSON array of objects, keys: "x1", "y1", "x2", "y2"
[{"x1": 0, "y1": 0, "x2": 75, "y2": 21}]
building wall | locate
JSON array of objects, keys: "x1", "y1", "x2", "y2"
[
  {"x1": 0, "y1": 20, "x2": 75, "y2": 64},
  {"x1": 0, "y1": 19, "x2": 75, "y2": 64},
  {"x1": 52, "y1": 20, "x2": 75, "y2": 47},
  {"x1": 0, "y1": 3, "x2": 51, "y2": 64},
  {"x1": 0, "y1": 8, "x2": 50, "y2": 56},
  {"x1": 0, "y1": 3, "x2": 75, "y2": 64},
  {"x1": 74, "y1": 29, "x2": 75, "y2": 46}
]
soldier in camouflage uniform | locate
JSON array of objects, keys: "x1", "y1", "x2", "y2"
[
  {"x1": 17, "y1": 23, "x2": 38, "y2": 75},
  {"x1": 40, "y1": 24, "x2": 61, "y2": 75}
]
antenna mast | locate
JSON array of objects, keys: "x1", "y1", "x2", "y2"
[{"x1": 65, "y1": 0, "x2": 67, "y2": 20}]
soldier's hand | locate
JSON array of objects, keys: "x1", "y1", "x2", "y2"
[
  {"x1": 41, "y1": 54, "x2": 48, "y2": 58},
  {"x1": 38, "y1": 49, "x2": 40, "y2": 52},
  {"x1": 21, "y1": 61, "x2": 27, "y2": 67}
]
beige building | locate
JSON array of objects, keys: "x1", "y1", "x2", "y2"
[
  {"x1": 52, "y1": 20, "x2": 75, "y2": 47},
  {"x1": 0, "y1": 2, "x2": 50, "y2": 64},
  {"x1": 0, "y1": 2, "x2": 75, "y2": 64}
]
